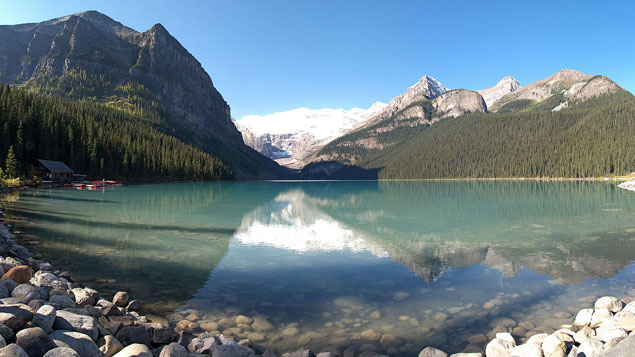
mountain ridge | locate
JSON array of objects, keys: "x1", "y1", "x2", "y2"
[{"x1": 0, "y1": 10, "x2": 286, "y2": 179}]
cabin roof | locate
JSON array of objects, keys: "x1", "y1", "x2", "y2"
[{"x1": 36, "y1": 159, "x2": 74, "y2": 174}]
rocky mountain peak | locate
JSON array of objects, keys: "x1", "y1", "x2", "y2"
[{"x1": 478, "y1": 76, "x2": 520, "y2": 108}]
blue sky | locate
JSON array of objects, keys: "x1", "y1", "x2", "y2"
[{"x1": 1, "y1": 1, "x2": 634, "y2": 119}]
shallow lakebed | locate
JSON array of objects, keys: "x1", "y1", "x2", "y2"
[{"x1": 2, "y1": 181, "x2": 635, "y2": 355}]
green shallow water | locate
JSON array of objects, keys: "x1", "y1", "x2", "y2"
[{"x1": 2, "y1": 181, "x2": 635, "y2": 355}]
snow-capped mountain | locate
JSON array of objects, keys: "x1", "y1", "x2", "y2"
[{"x1": 236, "y1": 102, "x2": 387, "y2": 167}]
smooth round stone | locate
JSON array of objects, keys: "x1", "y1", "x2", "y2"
[
  {"x1": 555, "y1": 312, "x2": 570, "y2": 319},
  {"x1": 380, "y1": 334, "x2": 398, "y2": 346},
  {"x1": 218, "y1": 318, "x2": 235, "y2": 328},
  {"x1": 595, "y1": 296, "x2": 622, "y2": 313},
  {"x1": 399, "y1": 316, "x2": 410, "y2": 321},
  {"x1": 282, "y1": 327, "x2": 299, "y2": 337},
  {"x1": 199, "y1": 322, "x2": 219, "y2": 331},
  {"x1": 433, "y1": 313, "x2": 448, "y2": 322},
  {"x1": 235, "y1": 315, "x2": 253, "y2": 325},
  {"x1": 360, "y1": 329, "x2": 381, "y2": 341},
  {"x1": 298, "y1": 335, "x2": 311, "y2": 344},
  {"x1": 393, "y1": 292, "x2": 409, "y2": 301},
  {"x1": 112, "y1": 343, "x2": 152, "y2": 357},
  {"x1": 489, "y1": 317, "x2": 516, "y2": 328},
  {"x1": 176, "y1": 320, "x2": 198, "y2": 332},
  {"x1": 328, "y1": 337, "x2": 349, "y2": 347},
  {"x1": 369, "y1": 311, "x2": 381, "y2": 319},
  {"x1": 16, "y1": 327, "x2": 51, "y2": 357},
  {"x1": 483, "y1": 303, "x2": 495, "y2": 310},
  {"x1": 467, "y1": 334, "x2": 487, "y2": 344},
  {"x1": 251, "y1": 317, "x2": 273, "y2": 332}
]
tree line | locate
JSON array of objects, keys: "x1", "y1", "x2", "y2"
[{"x1": 0, "y1": 84, "x2": 232, "y2": 182}]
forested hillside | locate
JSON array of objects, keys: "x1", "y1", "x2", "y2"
[
  {"x1": 0, "y1": 84, "x2": 232, "y2": 181},
  {"x1": 314, "y1": 92, "x2": 635, "y2": 179}
]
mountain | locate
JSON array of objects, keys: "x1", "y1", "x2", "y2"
[
  {"x1": 308, "y1": 69, "x2": 634, "y2": 179},
  {"x1": 236, "y1": 102, "x2": 386, "y2": 168},
  {"x1": 477, "y1": 76, "x2": 520, "y2": 108},
  {"x1": 310, "y1": 76, "x2": 487, "y2": 165},
  {"x1": 489, "y1": 69, "x2": 622, "y2": 113},
  {"x1": 0, "y1": 11, "x2": 286, "y2": 179}
]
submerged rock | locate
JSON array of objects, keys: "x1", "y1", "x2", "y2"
[{"x1": 210, "y1": 344, "x2": 255, "y2": 357}]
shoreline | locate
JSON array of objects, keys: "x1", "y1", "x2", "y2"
[{"x1": 1, "y1": 187, "x2": 635, "y2": 356}]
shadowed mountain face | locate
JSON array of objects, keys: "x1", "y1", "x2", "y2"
[{"x1": 0, "y1": 11, "x2": 285, "y2": 179}]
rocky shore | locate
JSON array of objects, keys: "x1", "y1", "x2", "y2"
[{"x1": 1, "y1": 189, "x2": 635, "y2": 357}]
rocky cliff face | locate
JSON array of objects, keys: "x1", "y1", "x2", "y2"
[
  {"x1": 478, "y1": 76, "x2": 520, "y2": 108},
  {"x1": 367, "y1": 75, "x2": 447, "y2": 124},
  {"x1": 0, "y1": 11, "x2": 284, "y2": 178},
  {"x1": 0, "y1": 11, "x2": 241, "y2": 144},
  {"x1": 489, "y1": 69, "x2": 622, "y2": 112},
  {"x1": 432, "y1": 89, "x2": 487, "y2": 118}
]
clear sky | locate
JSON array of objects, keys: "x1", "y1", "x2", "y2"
[{"x1": 1, "y1": 1, "x2": 634, "y2": 119}]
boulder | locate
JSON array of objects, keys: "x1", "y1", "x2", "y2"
[
  {"x1": 115, "y1": 325, "x2": 152, "y2": 346},
  {"x1": 575, "y1": 308, "x2": 594, "y2": 327},
  {"x1": 49, "y1": 294, "x2": 76, "y2": 309},
  {"x1": 3, "y1": 280, "x2": 15, "y2": 295},
  {"x1": 12, "y1": 284, "x2": 47, "y2": 303},
  {"x1": 159, "y1": 342, "x2": 187, "y2": 357},
  {"x1": 574, "y1": 326, "x2": 596, "y2": 343},
  {"x1": 99, "y1": 335, "x2": 124, "y2": 357},
  {"x1": 126, "y1": 300, "x2": 142, "y2": 311},
  {"x1": 595, "y1": 296, "x2": 622, "y2": 313},
  {"x1": 1, "y1": 266, "x2": 33, "y2": 284},
  {"x1": 53, "y1": 310, "x2": 99, "y2": 340},
  {"x1": 113, "y1": 292, "x2": 130, "y2": 307},
  {"x1": 510, "y1": 343, "x2": 542, "y2": 357},
  {"x1": 113, "y1": 343, "x2": 152, "y2": 357},
  {"x1": 30, "y1": 273, "x2": 67, "y2": 290},
  {"x1": 541, "y1": 334, "x2": 566, "y2": 357},
  {"x1": 71, "y1": 288, "x2": 95, "y2": 307},
  {"x1": 49, "y1": 330, "x2": 100, "y2": 357},
  {"x1": 211, "y1": 344, "x2": 256, "y2": 357},
  {"x1": 0, "y1": 304, "x2": 34, "y2": 331},
  {"x1": 0, "y1": 285, "x2": 8, "y2": 299},
  {"x1": 0, "y1": 343, "x2": 28, "y2": 357},
  {"x1": 600, "y1": 334, "x2": 635, "y2": 356},
  {"x1": 360, "y1": 329, "x2": 381, "y2": 341},
  {"x1": 578, "y1": 337, "x2": 605, "y2": 357},
  {"x1": 15, "y1": 327, "x2": 51, "y2": 357},
  {"x1": 485, "y1": 333, "x2": 516, "y2": 357},
  {"x1": 591, "y1": 308, "x2": 614, "y2": 328},
  {"x1": 287, "y1": 349, "x2": 314, "y2": 357},
  {"x1": 0, "y1": 325, "x2": 13, "y2": 343},
  {"x1": 43, "y1": 347, "x2": 81, "y2": 357},
  {"x1": 418, "y1": 347, "x2": 448, "y2": 357}
]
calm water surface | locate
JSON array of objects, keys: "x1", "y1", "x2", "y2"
[{"x1": 2, "y1": 181, "x2": 635, "y2": 355}]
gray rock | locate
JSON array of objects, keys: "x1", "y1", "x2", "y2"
[
  {"x1": 53, "y1": 310, "x2": 99, "y2": 340},
  {"x1": 0, "y1": 335, "x2": 5, "y2": 348},
  {"x1": 0, "y1": 304, "x2": 34, "y2": 331},
  {"x1": 159, "y1": 342, "x2": 187, "y2": 357},
  {"x1": 43, "y1": 347, "x2": 81, "y2": 357},
  {"x1": 115, "y1": 325, "x2": 152, "y2": 346},
  {"x1": 16, "y1": 327, "x2": 51, "y2": 357},
  {"x1": 37, "y1": 262, "x2": 54, "y2": 271},
  {"x1": 33, "y1": 304, "x2": 57, "y2": 333},
  {"x1": 511, "y1": 343, "x2": 542, "y2": 357},
  {"x1": 579, "y1": 337, "x2": 605, "y2": 357},
  {"x1": 216, "y1": 334, "x2": 236, "y2": 345},
  {"x1": 49, "y1": 330, "x2": 100, "y2": 357},
  {"x1": 2, "y1": 280, "x2": 15, "y2": 295},
  {"x1": 316, "y1": 353, "x2": 333, "y2": 357},
  {"x1": 30, "y1": 272, "x2": 67, "y2": 290},
  {"x1": 0, "y1": 285, "x2": 8, "y2": 299},
  {"x1": 148, "y1": 322, "x2": 172, "y2": 344},
  {"x1": 418, "y1": 347, "x2": 448, "y2": 357},
  {"x1": 600, "y1": 334, "x2": 635, "y2": 356},
  {"x1": 211, "y1": 344, "x2": 255, "y2": 357},
  {"x1": 49, "y1": 294, "x2": 76, "y2": 309},
  {"x1": 262, "y1": 351, "x2": 278, "y2": 357},
  {"x1": 0, "y1": 325, "x2": 12, "y2": 343},
  {"x1": 0, "y1": 343, "x2": 28, "y2": 357},
  {"x1": 126, "y1": 300, "x2": 142, "y2": 311},
  {"x1": 113, "y1": 343, "x2": 152, "y2": 357},
  {"x1": 71, "y1": 288, "x2": 95, "y2": 307},
  {"x1": 196, "y1": 337, "x2": 218, "y2": 354}
]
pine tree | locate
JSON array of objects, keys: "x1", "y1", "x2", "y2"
[{"x1": 5, "y1": 146, "x2": 18, "y2": 178}]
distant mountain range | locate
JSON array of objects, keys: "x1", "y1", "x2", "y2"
[
  {"x1": 236, "y1": 103, "x2": 386, "y2": 168},
  {"x1": 238, "y1": 68, "x2": 634, "y2": 179}
]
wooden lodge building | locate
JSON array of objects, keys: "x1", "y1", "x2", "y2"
[{"x1": 33, "y1": 159, "x2": 74, "y2": 182}]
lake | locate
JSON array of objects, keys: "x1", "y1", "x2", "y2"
[{"x1": 2, "y1": 181, "x2": 635, "y2": 355}]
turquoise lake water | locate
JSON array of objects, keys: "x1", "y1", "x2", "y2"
[{"x1": 2, "y1": 181, "x2": 635, "y2": 355}]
